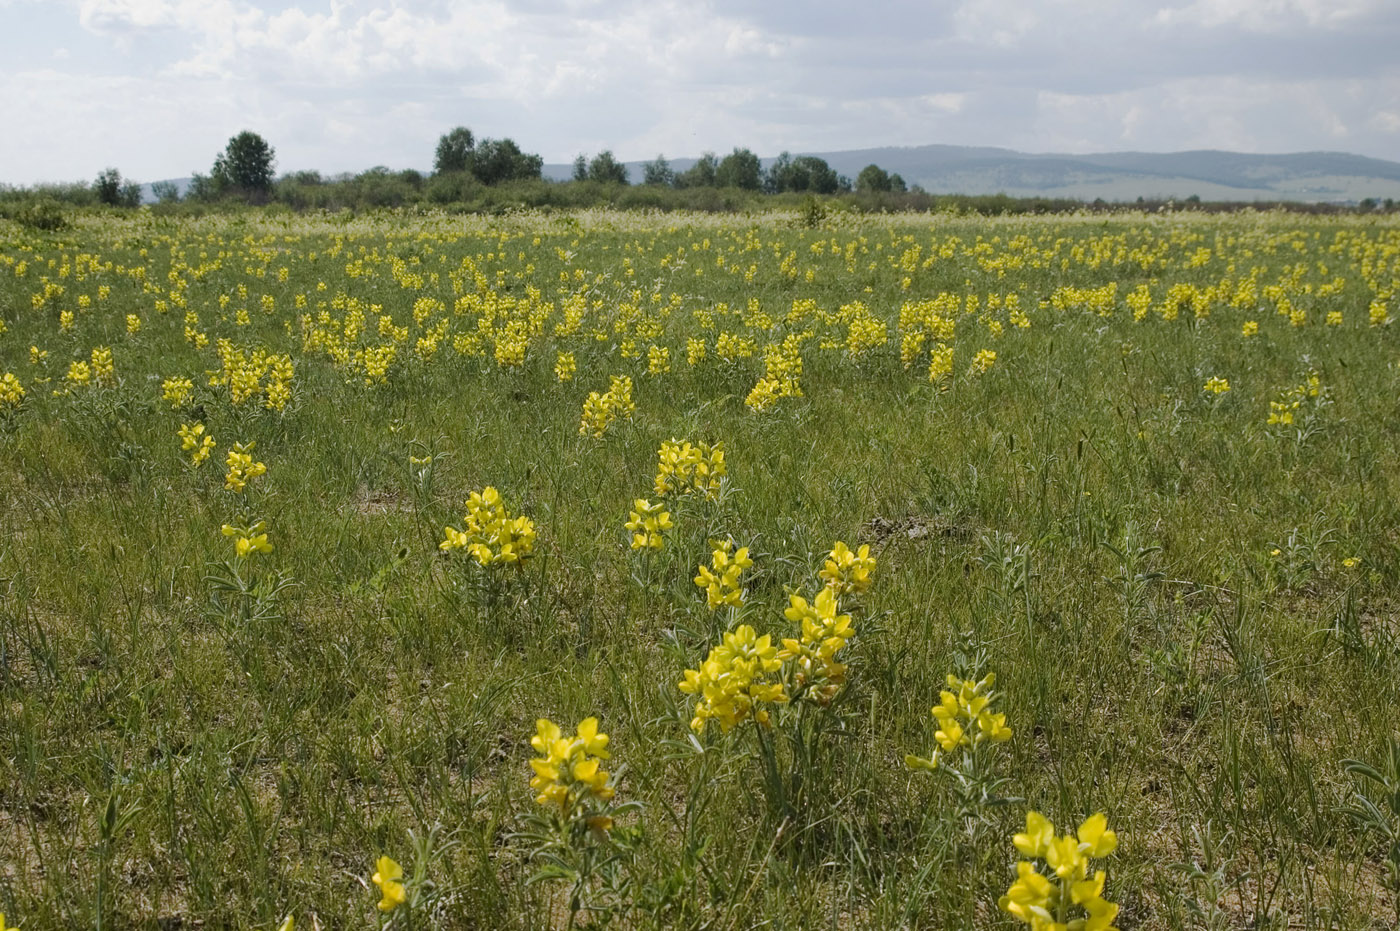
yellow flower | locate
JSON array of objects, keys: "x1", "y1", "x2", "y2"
[
  {"x1": 0, "y1": 372, "x2": 25, "y2": 409},
  {"x1": 222, "y1": 521, "x2": 273, "y2": 558},
  {"x1": 624, "y1": 498, "x2": 673, "y2": 551},
  {"x1": 224, "y1": 441, "x2": 267, "y2": 493},
  {"x1": 178, "y1": 421, "x2": 216, "y2": 467},
  {"x1": 819, "y1": 541, "x2": 875, "y2": 595},
  {"x1": 908, "y1": 671, "x2": 1012, "y2": 772},
  {"x1": 1046, "y1": 833, "x2": 1088, "y2": 879},
  {"x1": 162, "y1": 376, "x2": 194, "y2": 408},
  {"x1": 1001, "y1": 812, "x2": 1121, "y2": 931},
  {"x1": 440, "y1": 487, "x2": 536, "y2": 567},
  {"x1": 679, "y1": 624, "x2": 787, "y2": 733},
  {"x1": 694, "y1": 541, "x2": 752, "y2": 609},
  {"x1": 1076, "y1": 812, "x2": 1118, "y2": 858},
  {"x1": 371, "y1": 855, "x2": 406, "y2": 912},
  {"x1": 654, "y1": 438, "x2": 725, "y2": 498},
  {"x1": 998, "y1": 861, "x2": 1055, "y2": 926},
  {"x1": 1014, "y1": 811, "x2": 1054, "y2": 858},
  {"x1": 528, "y1": 717, "x2": 616, "y2": 818},
  {"x1": 1203, "y1": 376, "x2": 1230, "y2": 394}
]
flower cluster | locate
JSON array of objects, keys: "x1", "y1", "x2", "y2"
[
  {"x1": 529, "y1": 717, "x2": 616, "y2": 829},
  {"x1": 819, "y1": 541, "x2": 875, "y2": 595},
  {"x1": 1266, "y1": 369, "x2": 1324, "y2": 427},
  {"x1": 777, "y1": 588, "x2": 854, "y2": 702},
  {"x1": 579, "y1": 374, "x2": 634, "y2": 437},
  {"x1": 1203, "y1": 376, "x2": 1230, "y2": 394},
  {"x1": 624, "y1": 498, "x2": 672, "y2": 551},
  {"x1": 745, "y1": 333, "x2": 805, "y2": 412},
  {"x1": 694, "y1": 540, "x2": 752, "y2": 609},
  {"x1": 64, "y1": 360, "x2": 92, "y2": 389},
  {"x1": 905, "y1": 673, "x2": 1012, "y2": 771},
  {"x1": 210, "y1": 340, "x2": 294, "y2": 410},
  {"x1": 178, "y1": 421, "x2": 216, "y2": 467},
  {"x1": 224, "y1": 441, "x2": 267, "y2": 493},
  {"x1": 0, "y1": 372, "x2": 24, "y2": 410},
  {"x1": 89, "y1": 346, "x2": 116, "y2": 385},
  {"x1": 555, "y1": 350, "x2": 576, "y2": 381},
  {"x1": 439, "y1": 486, "x2": 537, "y2": 567},
  {"x1": 678, "y1": 625, "x2": 788, "y2": 733},
  {"x1": 999, "y1": 812, "x2": 1120, "y2": 931},
  {"x1": 654, "y1": 438, "x2": 725, "y2": 498},
  {"x1": 162, "y1": 376, "x2": 194, "y2": 409},
  {"x1": 221, "y1": 521, "x2": 273, "y2": 559}
]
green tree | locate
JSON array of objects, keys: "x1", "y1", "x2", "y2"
[
  {"x1": 856, "y1": 163, "x2": 892, "y2": 193},
  {"x1": 716, "y1": 147, "x2": 761, "y2": 190},
  {"x1": 94, "y1": 168, "x2": 141, "y2": 207},
  {"x1": 468, "y1": 138, "x2": 543, "y2": 185},
  {"x1": 889, "y1": 172, "x2": 908, "y2": 194},
  {"x1": 94, "y1": 168, "x2": 122, "y2": 205},
  {"x1": 587, "y1": 150, "x2": 629, "y2": 185},
  {"x1": 763, "y1": 152, "x2": 793, "y2": 194},
  {"x1": 676, "y1": 152, "x2": 719, "y2": 188},
  {"x1": 572, "y1": 155, "x2": 588, "y2": 182},
  {"x1": 150, "y1": 180, "x2": 181, "y2": 203},
  {"x1": 434, "y1": 127, "x2": 475, "y2": 174},
  {"x1": 212, "y1": 131, "x2": 276, "y2": 198},
  {"x1": 765, "y1": 153, "x2": 840, "y2": 195},
  {"x1": 641, "y1": 154, "x2": 674, "y2": 187}
]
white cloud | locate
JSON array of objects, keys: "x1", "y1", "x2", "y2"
[
  {"x1": 1153, "y1": 0, "x2": 1384, "y2": 31},
  {"x1": 2, "y1": 0, "x2": 1397, "y2": 182}
]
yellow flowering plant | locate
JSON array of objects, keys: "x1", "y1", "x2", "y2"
[
  {"x1": 624, "y1": 498, "x2": 673, "y2": 553},
  {"x1": 367, "y1": 827, "x2": 449, "y2": 922},
  {"x1": 224, "y1": 441, "x2": 267, "y2": 493},
  {"x1": 439, "y1": 485, "x2": 540, "y2": 623},
  {"x1": 178, "y1": 421, "x2": 216, "y2": 468},
  {"x1": 205, "y1": 520, "x2": 294, "y2": 636},
  {"x1": 905, "y1": 650, "x2": 1019, "y2": 829},
  {"x1": 693, "y1": 540, "x2": 752, "y2": 611},
  {"x1": 518, "y1": 717, "x2": 642, "y2": 928},
  {"x1": 999, "y1": 811, "x2": 1121, "y2": 931},
  {"x1": 0, "y1": 372, "x2": 26, "y2": 422},
  {"x1": 439, "y1": 486, "x2": 537, "y2": 569},
  {"x1": 818, "y1": 541, "x2": 875, "y2": 596},
  {"x1": 677, "y1": 566, "x2": 865, "y2": 827},
  {"x1": 654, "y1": 438, "x2": 726, "y2": 500}
]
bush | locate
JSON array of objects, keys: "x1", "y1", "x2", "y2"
[{"x1": 11, "y1": 198, "x2": 69, "y2": 231}]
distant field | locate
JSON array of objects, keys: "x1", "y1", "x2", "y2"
[{"x1": 1, "y1": 208, "x2": 1399, "y2": 929}]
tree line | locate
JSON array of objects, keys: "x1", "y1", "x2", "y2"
[
  {"x1": 5, "y1": 126, "x2": 1396, "y2": 218},
  {"x1": 569, "y1": 147, "x2": 908, "y2": 195},
  {"x1": 2, "y1": 126, "x2": 917, "y2": 210}
]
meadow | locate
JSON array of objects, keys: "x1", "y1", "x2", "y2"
[{"x1": 0, "y1": 206, "x2": 1398, "y2": 930}]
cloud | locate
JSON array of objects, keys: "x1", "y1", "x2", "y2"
[
  {"x1": 1153, "y1": 0, "x2": 1386, "y2": 32},
  {"x1": 2, "y1": 0, "x2": 1398, "y2": 183}
]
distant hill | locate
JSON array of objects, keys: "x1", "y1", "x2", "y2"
[
  {"x1": 543, "y1": 146, "x2": 1400, "y2": 203},
  {"x1": 137, "y1": 147, "x2": 1400, "y2": 205}
]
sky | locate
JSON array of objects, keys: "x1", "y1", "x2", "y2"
[{"x1": 1, "y1": 0, "x2": 1398, "y2": 185}]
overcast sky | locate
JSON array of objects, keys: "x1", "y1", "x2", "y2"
[{"x1": 2, "y1": 0, "x2": 1398, "y2": 184}]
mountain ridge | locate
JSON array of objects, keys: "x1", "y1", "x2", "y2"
[
  {"x1": 541, "y1": 145, "x2": 1400, "y2": 202},
  {"x1": 136, "y1": 145, "x2": 1400, "y2": 204}
]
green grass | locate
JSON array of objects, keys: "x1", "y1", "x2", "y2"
[{"x1": 0, "y1": 208, "x2": 1398, "y2": 929}]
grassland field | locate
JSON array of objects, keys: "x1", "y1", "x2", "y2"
[{"x1": 1, "y1": 207, "x2": 1399, "y2": 930}]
